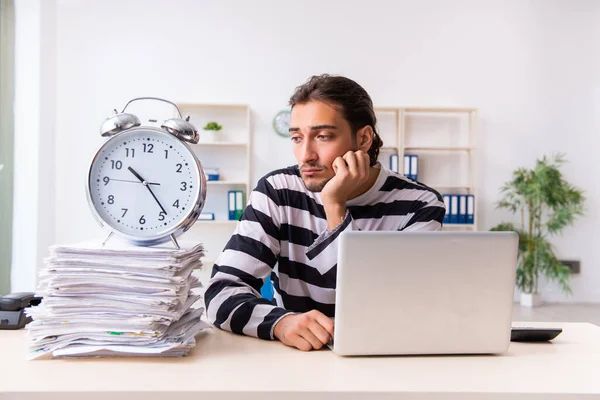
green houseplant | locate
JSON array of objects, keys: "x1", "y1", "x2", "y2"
[
  {"x1": 202, "y1": 121, "x2": 222, "y2": 142},
  {"x1": 490, "y1": 153, "x2": 584, "y2": 307}
]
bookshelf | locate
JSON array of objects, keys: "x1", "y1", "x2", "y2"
[
  {"x1": 176, "y1": 103, "x2": 252, "y2": 262},
  {"x1": 374, "y1": 107, "x2": 479, "y2": 231}
]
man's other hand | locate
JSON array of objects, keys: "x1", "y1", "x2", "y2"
[{"x1": 273, "y1": 310, "x2": 334, "y2": 351}]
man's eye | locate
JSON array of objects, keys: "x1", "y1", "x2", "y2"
[
  {"x1": 291, "y1": 137, "x2": 302, "y2": 143},
  {"x1": 318, "y1": 135, "x2": 332, "y2": 140}
]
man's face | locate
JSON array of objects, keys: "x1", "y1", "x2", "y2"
[{"x1": 289, "y1": 101, "x2": 356, "y2": 192}]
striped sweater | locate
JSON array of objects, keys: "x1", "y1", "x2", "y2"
[{"x1": 205, "y1": 163, "x2": 446, "y2": 340}]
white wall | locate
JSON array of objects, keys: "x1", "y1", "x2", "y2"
[
  {"x1": 11, "y1": 0, "x2": 56, "y2": 291},
  {"x1": 13, "y1": 0, "x2": 600, "y2": 302}
]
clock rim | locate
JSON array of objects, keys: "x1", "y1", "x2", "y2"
[{"x1": 85, "y1": 126, "x2": 207, "y2": 246}]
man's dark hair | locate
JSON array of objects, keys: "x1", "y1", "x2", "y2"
[{"x1": 289, "y1": 74, "x2": 383, "y2": 166}]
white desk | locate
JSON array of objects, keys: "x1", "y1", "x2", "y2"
[{"x1": 1, "y1": 322, "x2": 599, "y2": 399}]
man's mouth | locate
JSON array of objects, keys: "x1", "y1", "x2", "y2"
[{"x1": 302, "y1": 168, "x2": 322, "y2": 177}]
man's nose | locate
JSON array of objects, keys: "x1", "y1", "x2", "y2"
[{"x1": 300, "y1": 140, "x2": 317, "y2": 164}]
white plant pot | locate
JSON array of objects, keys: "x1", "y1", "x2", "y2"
[
  {"x1": 201, "y1": 130, "x2": 219, "y2": 143},
  {"x1": 520, "y1": 292, "x2": 542, "y2": 308}
]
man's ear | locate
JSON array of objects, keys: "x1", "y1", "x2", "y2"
[{"x1": 356, "y1": 126, "x2": 374, "y2": 152}]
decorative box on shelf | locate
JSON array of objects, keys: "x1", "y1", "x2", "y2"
[{"x1": 204, "y1": 168, "x2": 220, "y2": 181}]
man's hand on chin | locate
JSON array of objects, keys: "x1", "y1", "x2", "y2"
[{"x1": 321, "y1": 150, "x2": 371, "y2": 230}]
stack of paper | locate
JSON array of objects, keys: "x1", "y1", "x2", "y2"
[{"x1": 25, "y1": 239, "x2": 210, "y2": 359}]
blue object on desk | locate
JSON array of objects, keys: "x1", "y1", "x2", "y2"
[{"x1": 260, "y1": 279, "x2": 274, "y2": 300}]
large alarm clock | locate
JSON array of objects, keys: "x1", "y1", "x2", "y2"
[{"x1": 86, "y1": 97, "x2": 207, "y2": 248}]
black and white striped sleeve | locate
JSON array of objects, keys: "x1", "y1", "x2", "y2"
[
  {"x1": 305, "y1": 209, "x2": 357, "y2": 267},
  {"x1": 204, "y1": 178, "x2": 293, "y2": 340},
  {"x1": 401, "y1": 186, "x2": 446, "y2": 231}
]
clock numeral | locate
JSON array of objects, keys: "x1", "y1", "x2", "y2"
[
  {"x1": 111, "y1": 160, "x2": 123, "y2": 170},
  {"x1": 143, "y1": 143, "x2": 154, "y2": 153},
  {"x1": 103, "y1": 176, "x2": 110, "y2": 185},
  {"x1": 173, "y1": 199, "x2": 180, "y2": 208},
  {"x1": 164, "y1": 150, "x2": 169, "y2": 159},
  {"x1": 158, "y1": 211, "x2": 166, "y2": 221},
  {"x1": 125, "y1": 148, "x2": 135, "y2": 158},
  {"x1": 180, "y1": 182, "x2": 187, "y2": 191},
  {"x1": 139, "y1": 215, "x2": 146, "y2": 225},
  {"x1": 107, "y1": 195, "x2": 115, "y2": 205},
  {"x1": 121, "y1": 208, "x2": 128, "y2": 218},
  {"x1": 176, "y1": 163, "x2": 182, "y2": 173}
]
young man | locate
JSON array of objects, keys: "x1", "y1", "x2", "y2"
[{"x1": 205, "y1": 74, "x2": 445, "y2": 351}]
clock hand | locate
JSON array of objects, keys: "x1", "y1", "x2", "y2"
[
  {"x1": 127, "y1": 166, "x2": 146, "y2": 183},
  {"x1": 146, "y1": 184, "x2": 168, "y2": 215},
  {"x1": 110, "y1": 178, "x2": 160, "y2": 185},
  {"x1": 128, "y1": 166, "x2": 168, "y2": 215}
]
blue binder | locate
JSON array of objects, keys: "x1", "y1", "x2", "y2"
[
  {"x1": 235, "y1": 190, "x2": 244, "y2": 220},
  {"x1": 404, "y1": 155, "x2": 411, "y2": 177},
  {"x1": 410, "y1": 155, "x2": 419, "y2": 181},
  {"x1": 228, "y1": 190, "x2": 236, "y2": 220},
  {"x1": 458, "y1": 195, "x2": 467, "y2": 224},
  {"x1": 389, "y1": 154, "x2": 399, "y2": 173},
  {"x1": 467, "y1": 194, "x2": 475, "y2": 224},
  {"x1": 450, "y1": 195, "x2": 459, "y2": 224}
]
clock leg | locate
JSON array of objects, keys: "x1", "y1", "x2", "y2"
[
  {"x1": 170, "y1": 234, "x2": 180, "y2": 250},
  {"x1": 102, "y1": 231, "x2": 114, "y2": 246}
]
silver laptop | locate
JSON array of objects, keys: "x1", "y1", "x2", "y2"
[{"x1": 331, "y1": 231, "x2": 518, "y2": 356}]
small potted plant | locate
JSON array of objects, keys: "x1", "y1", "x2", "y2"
[
  {"x1": 202, "y1": 121, "x2": 222, "y2": 142},
  {"x1": 491, "y1": 153, "x2": 585, "y2": 307}
]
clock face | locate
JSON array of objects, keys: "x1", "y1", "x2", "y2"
[
  {"x1": 87, "y1": 127, "x2": 204, "y2": 241},
  {"x1": 273, "y1": 110, "x2": 291, "y2": 137}
]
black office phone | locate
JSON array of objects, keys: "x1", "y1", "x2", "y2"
[{"x1": 0, "y1": 292, "x2": 42, "y2": 330}]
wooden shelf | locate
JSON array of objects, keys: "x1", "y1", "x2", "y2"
[
  {"x1": 403, "y1": 107, "x2": 477, "y2": 113},
  {"x1": 443, "y1": 223, "x2": 476, "y2": 226},
  {"x1": 442, "y1": 224, "x2": 477, "y2": 230},
  {"x1": 194, "y1": 220, "x2": 238, "y2": 226},
  {"x1": 429, "y1": 184, "x2": 474, "y2": 190},
  {"x1": 194, "y1": 142, "x2": 249, "y2": 147},
  {"x1": 206, "y1": 181, "x2": 247, "y2": 186},
  {"x1": 178, "y1": 103, "x2": 249, "y2": 110},
  {"x1": 404, "y1": 146, "x2": 474, "y2": 152},
  {"x1": 374, "y1": 107, "x2": 400, "y2": 113},
  {"x1": 374, "y1": 106, "x2": 477, "y2": 113}
]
